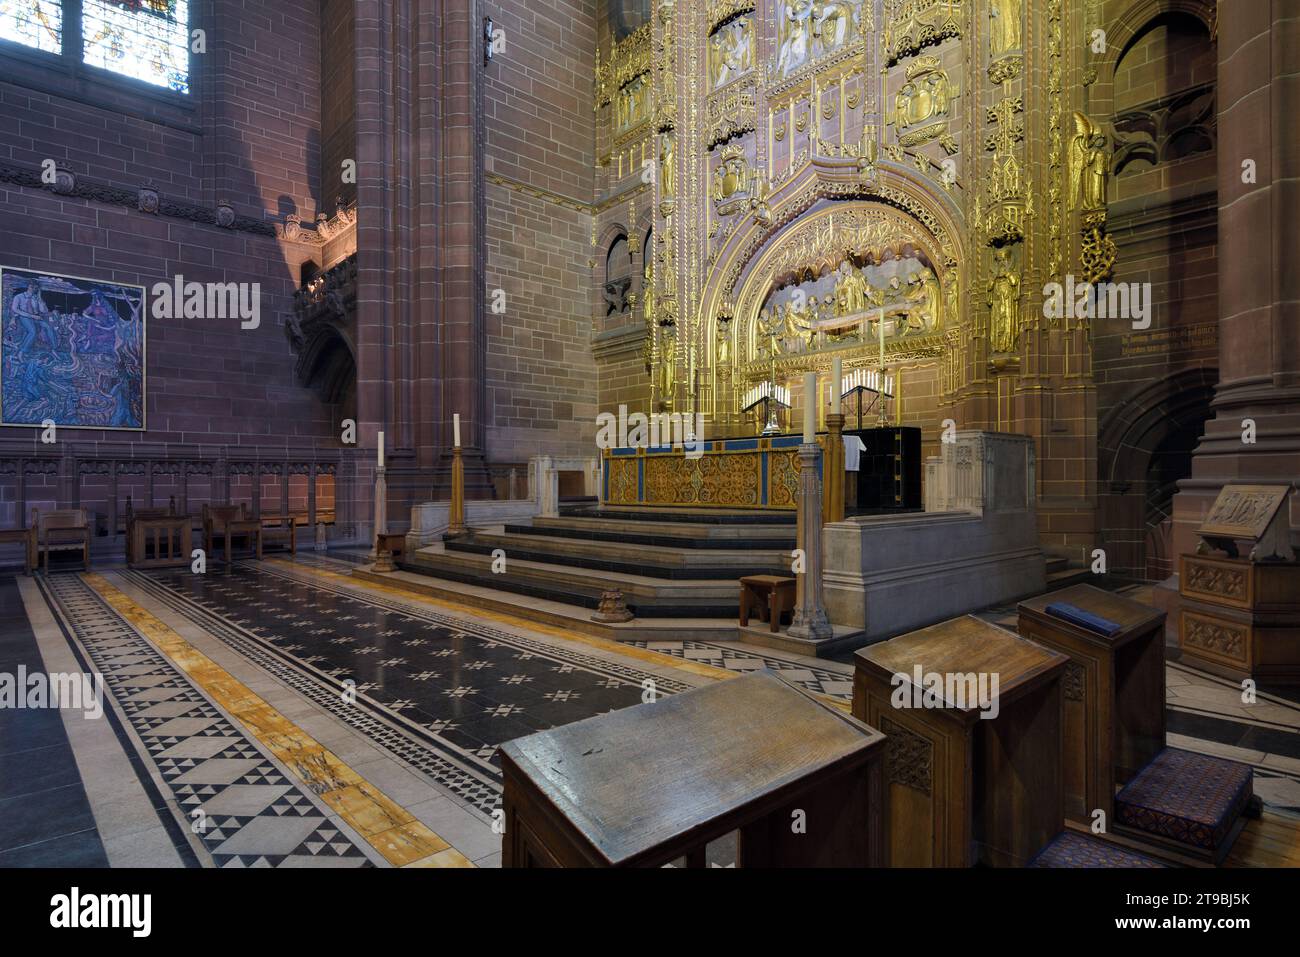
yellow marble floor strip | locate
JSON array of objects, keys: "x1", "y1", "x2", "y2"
[
  {"x1": 81, "y1": 572, "x2": 474, "y2": 869},
  {"x1": 267, "y1": 558, "x2": 853, "y2": 714}
]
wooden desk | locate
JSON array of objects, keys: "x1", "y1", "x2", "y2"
[
  {"x1": 0, "y1": 527, "x2": 35, "y2": 575},
  {"x1": 500, "y1": 671, "x2": 886, "y2": 867},
  {"x1": 853, "y1": 615, "x2": 1068, "y2": 867},
  {"x1": 1016, "y1": 584, "x2": 1165, "y2": 825},
  {"x1": 739, "y1": 575, "x2": 796, "y2": 633},
  {"x1": 129, "y1": 516, "x2": 193, "y2": 570}
]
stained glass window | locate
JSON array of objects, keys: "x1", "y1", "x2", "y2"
[
  {"x1": 0, "y1": 1, "x2": 64, "y2": 54},
  {"x1": 83, "y1": 0, "x2": 189, "y2": 93}
]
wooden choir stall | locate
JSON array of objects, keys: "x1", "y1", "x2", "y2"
[{"x1": 499, "y1": 671, "x2": 886, "y2": 868}]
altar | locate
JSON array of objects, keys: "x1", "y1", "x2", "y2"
[
  {"x1": 600, "y1": 426, "x2": 923, "y2": 515},
  {"x1": 601, "y1": 434, "x2": 823, "y2": 511}
]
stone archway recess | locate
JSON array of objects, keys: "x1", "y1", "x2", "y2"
[
  {"x1": 699, "y1": 162, "x2": 966, "y2": 424},
  {"x1": 1097, "y1": 367, "x2": 1217, "y2": 580}
]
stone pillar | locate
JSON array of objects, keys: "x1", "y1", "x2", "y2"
[
  {"x1": 789, "y1": 443, "x2": 833, "y2": 641},
  {"x1": 1162, "y1": 8, "x2": 1300, "y2": 634}
]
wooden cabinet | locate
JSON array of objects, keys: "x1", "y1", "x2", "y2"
[
  {"x1": 1016, "y1": 584, "x2": 1165, "y2": 825},
  {"x1": 852, "y1": 615, "x2": 1067, "y2": 867},
  {"x1": 499, "y1": 671, "x2": 886, "y2": 868}
]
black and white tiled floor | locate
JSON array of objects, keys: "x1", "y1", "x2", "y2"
[
  {"x1": 38, "y1": 573, "x2": 378, "y2": 868},
  {"x1": 130, "y1": 560, "x2": 698, "y2": 811}
]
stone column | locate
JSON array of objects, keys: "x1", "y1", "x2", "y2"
[
  {"x1": 1161, "y1": 7, "x2": 1300, "y2": 636},
  {"x1": 789, "y1": 442, "x2": 833, "y2": 641}
]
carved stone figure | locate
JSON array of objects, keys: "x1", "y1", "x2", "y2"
[
  {"x1": 659, "y1": 132, "x2": 675, "y2": 199},
  {"x1": 987, "y1": 249, "x2": 1021, "y2": 353},
  {"x1": 777, "y1": 0, "x2": 813, "y2": 75},
  {"x1": 716, "y1": 321, "x2": 731, "y2": 365},
  {"x1": 989, "y1": 0, "x2": 1022, "y2": 57}
]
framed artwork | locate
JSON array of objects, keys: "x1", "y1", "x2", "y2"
[{"x1": 0, "y1": 266, "x2": 147, "y2": 431}]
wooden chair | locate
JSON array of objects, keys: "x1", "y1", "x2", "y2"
[
  {"x1": 260, "y1": 514, "x2": 298, "y2": 556},
  {"x1": 0, "y1": 523, "x2": 36, "y2": 575},
  {"x1": 34, "y1": 508, "x2": 91, "y2": 573},
  {"x1": 202, "y1": 504, "x2": 263, "y2": 565},
  {"x1": 125, "y1": 495, "x2": 179, "y2": 566}
]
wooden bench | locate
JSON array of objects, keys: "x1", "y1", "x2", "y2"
[
  {"x1": 34, "y1": 508, "x2": 91, "y2": 573},
  {"x1": 738, "y1": 574, "x2": 797, "y2": 633},
  {"x1": 203, "y1": 504, "x2": 263, "y2": 565}
]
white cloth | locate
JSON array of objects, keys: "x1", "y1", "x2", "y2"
[{"x1": 843, "y1": 435, "x2": 867, "y2": 472}]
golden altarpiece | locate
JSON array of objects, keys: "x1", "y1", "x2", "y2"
[{"x1": 593, "y1": 0, "x2": 1119, "y2": 560}]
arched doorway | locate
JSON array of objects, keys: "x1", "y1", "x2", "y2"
[{"x1": 1098, "y1": 368, "x2": 1216, "y2": 580}]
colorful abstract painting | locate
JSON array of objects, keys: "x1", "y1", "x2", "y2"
[{"x1": 0, "y1": 267, "x2": 146, "y2": 430}]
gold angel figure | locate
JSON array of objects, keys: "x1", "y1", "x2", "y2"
[{"x1": 1069, "y1": 112, "x2": 1110, "y2": 211}]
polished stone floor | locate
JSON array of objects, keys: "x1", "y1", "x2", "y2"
[{"x1": 2, "y1": 555, "x2": 1298, "y2": 867}]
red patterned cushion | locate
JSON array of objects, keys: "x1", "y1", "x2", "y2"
[
  {"x1": 1030, "y1": 831, "x2": 1165, "y2": 868},
  {"x1": 1115, "y1": 748, "x2": 1253, "y2": 852}
]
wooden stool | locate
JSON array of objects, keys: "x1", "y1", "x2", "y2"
[
  {"x1": 375, "y1": 532, "x2": 406, "y2": 560},
  {"x1": 739, "y1": 575, "x2": 797, "y2": 633}
]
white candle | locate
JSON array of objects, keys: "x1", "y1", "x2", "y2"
[
  {"x1": 803, "y1": 372, "x2": 816, "y2": 443},
  {"x1": 377, "y1": 431, "x2": 384, "y2": 469},
  {"x1": 453, "y1": 413, "x2": 461, "y2": 449},
  {"x1": 831, "y1": 357, "x2": 842, "y2": 414}
]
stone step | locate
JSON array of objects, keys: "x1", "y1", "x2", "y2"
[
  {"x1": 519, "y1": 515, "x2": 797, "y2": 549},
  {"x1": 350, "y1": 565, "x2": 741, "y2": 643},
  {"x1": 450, "y1": 530, "x2": 790, "y2": 580},
  {"x1": 400, "y1": 546, "x2": 742, "y2": 618}
]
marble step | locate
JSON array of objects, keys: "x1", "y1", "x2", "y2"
[
  {"x1": 448, "y1": 530, "x2": 791, "y2": 580},
  {"x1": 517, "y1": 515, "x2": 797, "y2": 549},
  {"x1": 400, "y1": 546, "x2": 742, "y2": 617}
]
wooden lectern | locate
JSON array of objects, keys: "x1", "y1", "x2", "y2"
[
  {"x1": 1179, "y1": 484, "x2": 1300, "y2": 683},
  {"x1": 1016, "y1": 584, "x2": 1165, "y2": 825},
  {"x1": 499, "y1": 671, "x2": 886, "y2": 867},
  {"x1": 853, "y1": 615, "x2": 1068, "y2": 867}
]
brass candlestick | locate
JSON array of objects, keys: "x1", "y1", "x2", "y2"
[{"x1": 448, "y1": 446, "x2": 467, "y2": 536}]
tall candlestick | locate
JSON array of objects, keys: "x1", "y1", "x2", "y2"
[
  {"x1": 831, "y1": 357, "x2": 842, "y2": 414},
  {"x1": 377, "y1": 431, "x2": 384, "y2": 468},
  {"x1": 878, "y1": 308, "x2": 886, "y2": 367},
  {"x1": 803, "y1": 372, "x2": 816, "y2": 443},
  {"x1": 453, "y1": 413, "x2": 461, "y2": 448}
]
